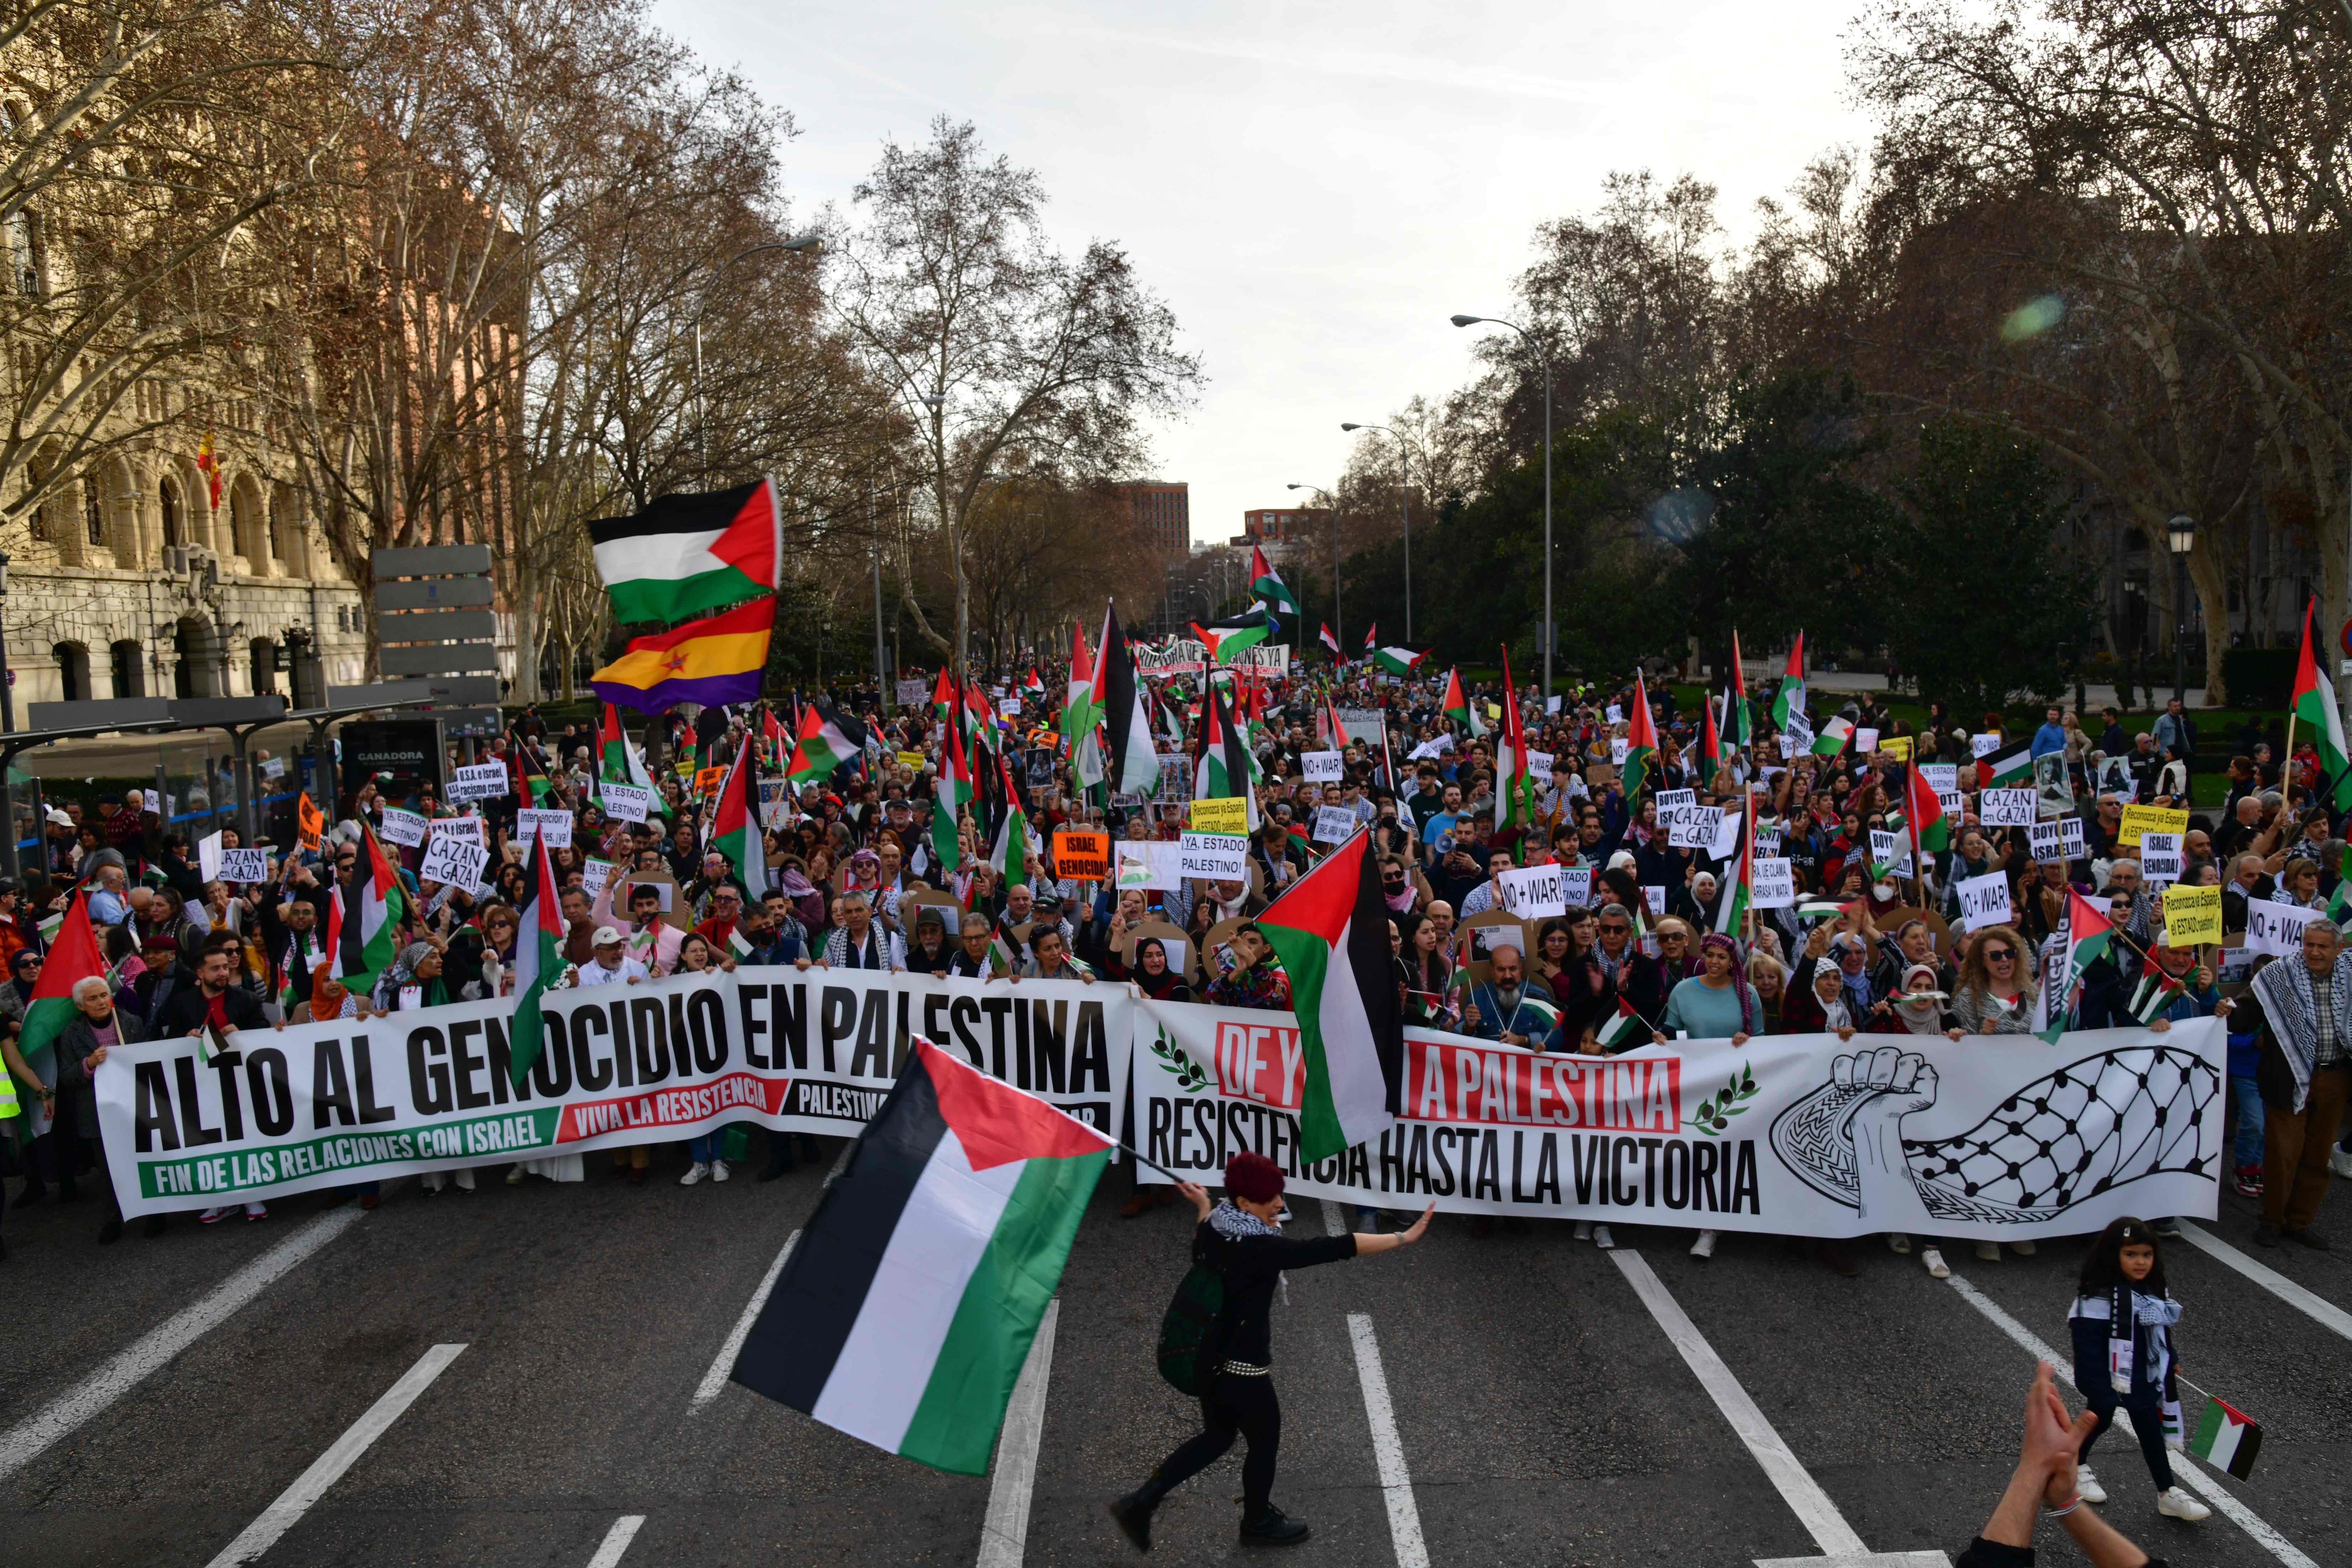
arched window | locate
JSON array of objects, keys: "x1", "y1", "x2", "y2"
[
  {"x1": 160, "y1": 477, "x2": 182, "y2": 548},
  {"x1": 52, "y1": 641, "x2": 89, "y2": 702},
  {"x1": 249, "y1": 637, "x2": 277, "y2": 695},
  {"x1": 110, "y1": 640, "x2": 144, "y2": 699}
]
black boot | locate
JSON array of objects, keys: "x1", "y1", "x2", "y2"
[
  {"x1": 1108, "y1": 1476, "x2": 1167, "y2": 1552},
  {"x1": 1239, "y1": 1504, "x2": 1309, "y2": 1545}
]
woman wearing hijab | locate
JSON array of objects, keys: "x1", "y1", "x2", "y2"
[
  {"x1": 372, "y1": 941, "x2": 451, "y2": 1013},
  {"x1": 1863, "y1": 962, "x2": 1961, "y2": 1277},
  {"x1": 1128, "y1": 937, "x2": 1193, "y2": 1003}
]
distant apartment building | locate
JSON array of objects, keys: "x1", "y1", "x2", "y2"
[
  {"x1": 1116, "y1": 480, "x2": 1190, "y2": 554},
  {"x1": 1240, "y1": 506, "x2": 1326, "y2": 552}
]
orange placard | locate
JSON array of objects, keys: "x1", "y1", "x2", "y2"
[
  {"x1": 297, "y1": 792, "x2": 325, "y2": 853},
  {"x1": 1054, "y1": 829, "x2": 1111, "y2": 881},
  {"x1": 693, "y1": 765, "x2": 727, "y2": 798}
]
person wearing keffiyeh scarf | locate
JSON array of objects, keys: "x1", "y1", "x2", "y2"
[{"x1": 2248, "y1": 923, "x2": 2352, "y2": 1242}]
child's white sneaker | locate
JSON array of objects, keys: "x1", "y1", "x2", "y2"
[{"x1": 2155, "y1": 1486, "x2": 2210, "y2": 1521}]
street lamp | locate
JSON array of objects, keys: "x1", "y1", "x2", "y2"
[
  {"x1": 2166, "y1": 512, "x2": 2196, "y2": 705},
  {"x1": 1287, "y1": 482, "x2": 1339, "y2": 651},
  {"x1": 1340, "y1": 422, "x2": 1412, "y2": 640},
  {"x1": 1453, "y1": 314, "x2": 1553, "y2": 698}
]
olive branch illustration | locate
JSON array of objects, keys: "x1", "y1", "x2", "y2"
[
  {"x1": 1686, "y1": 1062, "x2": 1757, "y2": 1136},
  {"x1": 1151, "y1": 1028, "x2": 1210, "y2": 1093}
]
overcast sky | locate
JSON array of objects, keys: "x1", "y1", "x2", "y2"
[{"x1": 653, "y1": 0, "x2": 1874, "y2": 547}]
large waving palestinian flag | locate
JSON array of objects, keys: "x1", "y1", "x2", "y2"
[
  {"x1": 1621, "y1": 671, "x2": 1660, "y2": 799},
  {"x1": 506, "y1": 835, "x2": 566, "y2": 1089},
  {"x1": 1256, "y1": 831, "x2": 1402, "y2": 1162},
  {"x1": 2038, "y1": 889, "x2": 2114, "y2": 1043},
  {"x1": 590, "y1": 478, "x2": 783, "y2": 625},
  {"x1": 16, "y1": 892, "x2": 103, "y2": 1070},
  {"x1": 334, "y1": 823, "x2": 407, "y2": 993},
  {"x1": 785, "y1": 701, "x2": 864, "y2": 786},
  {"x1": 1095, "y1": 602, "x2": 1160, "y2": 795},
  {"x1": 2293, "y1": 598, "x2": 2352, "y2": 810},
  {"x1": 711, "y1": 737, "x2": 771, "y2": 898},
  {"x1": 732, "y1": 1037, "x2": 1111, "y2": 1474},
  {"x1": 1250, "y1": 543, "x2": 1298, "y2": 613}
]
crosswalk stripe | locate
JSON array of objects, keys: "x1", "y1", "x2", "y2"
[
  {"x1": 688, "y1": 1229, "x2": 800, "y2": 1413},
  {"x1": 1347, "y1": 1313, "x2": 1429, "y2": 1568},
  {"x1": 975, "y1": 1298, "x2": 1058, "y2": 1568}
]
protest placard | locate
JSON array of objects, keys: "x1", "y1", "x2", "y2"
[
  {"x1": 376, "y1": 807, "x2": 428, "y2": 847},
  {"x1": 692, "y1": 765, "x2": 727, "y2": 799},
  {"x1": 1115, "y1": 843, "x2": 1185, "y2": 891},
  {"x1": 2162, "y1": 884, "x2": 2223, "y2": 946},
  {"x1": 218, "y1": 848, "x2": 271, "y2": 884},
  {"x1": 1312, "y1": 806, "x2": 1357, "y2": 844},
  {"x1": 752, "y1": 780, "x2": 790, "y2": 830},
  {"x1": 448, "y1": 763, "x2": 508, "y2": 801},
  {"x1": 1054, "y1": 829, "x2": 1111, "y2": 880},
  {"x1": 1981, "y1": 788, "x2": 2036, "y2": 827},
  {"x1": 1937, "y1": 789, "x2": 1966, "y2": 819},
  {"x1": 1753, "y1": 825, "x2": 1783, "y2": 858},
  {"x1": 1606, "y1": 704, "x2": 1623, "y2": 724},
  {"x1": 418, "y1": 836, "x2": 490, "y2": 893},
  {"x1": 1670, "y1": 804, "x2": 1722, "y2": 850},
  {"x1": 1558, "y1": 865, "x2": 1594, "y2": 908},
  {"x1": 1855, "y1": 727, "x2": 1880, "y2": 754},
  {"x1": 1177, "y1": 832, "x2": 1248, "y2": 881},
  {"x1": 1956, "y1": 871, "x2": 2014, "y2": 933},
  {"x1": 1526, "y1": 749, "x2": 1555, "y2": 778},
  {"x1": 1972, "y1": 731, "x2": 2003, "y2": 758},
  {"x1": 1641, "y1": 886, "x2": 1666, "y2": 917},
  {"x1": 1610, "y1": 738, "x2": 1631, "y2": 764},
  {"x1": 1300, "y1": 750, "x2": 1344, "y2": 783},
  {"x1": 2246, "y1": 898, "x2": 2316, "y2": 958},
  {"x1": 897, "y1": 749, "x2": 927, "y2": 771},
  {"x1": 431, "y1": 814, "x2": 485, "y2": 847},
  {"x1": 1881, "y1": 734, "x2": 1913, "y2": 762},
  {"x1": 1708, "y1": 811, "x2": 1743, "y2": 860},
  {"x1": 582, "y1": 859, "x2": 616, "y2": 900},
  {"x1": 198, "y1": 830, "x2": 223, "y2": 882},
  {"x1": 1868, "y1": 829, "x2": 1913, "y2": 877},
  {"x1": 517, "y1": 808, "x2": 573, "y2": 849},
  {"x1": 2139, "y1": 832, "x2": 2183, "y2": 887},
  {"x1": 1497, "y1": 864, "x2": 1568, "y2": 918},
  {"x1": 895, "y1": 679, "x2": 929, "y2": 706},
  {"x1": 1752, "y1": 858, "x2": 1796, "y2": 908},
  {"x1": 1920, "y1": 764, "x2": 1958, "y2": 793},
  {"x1": 2117, "y1": 803, "x2": 2189, "y2": 849},
  {"x1": 1190, "y1": 797, "x2": 1248, "y2": 835}
]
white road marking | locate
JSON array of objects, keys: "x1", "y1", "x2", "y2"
[
  {"x1": 688, "y1": 1229, "x2": 800, "y2": 1412},
  {"x1": 975, "y1": 1298, "x2": 1058, "y2": 1568},
  {"x1": 584, "y1": 1514, "x2": 646, "y2": 1567},
  {"x1": 203, "y1": 1342, "x2": 466, "y2": 1567},
  {"x1": 1753, "y1": 1554, "x2": 1950, "y2": 1567},
  {"x1": 2176, "y1": 1221, "x2": 2352, "y2": 1344},
  {"x1": 1610, "y1": 1251, "x2": 1868, "y2": 1557},
  {"x1": 0, "y1": 1203, "x2": 370, "y2": 1481},
  {"x1": 1321, "y1": 1198, "x2": 1348, "y2": 1237},
  {"x1": 1942, "y1": 1274, "x2": 2320, "y2": 1568},
  {"x1": 1347, "y1": 1313, "x2": 1430, "y2": 1568}
]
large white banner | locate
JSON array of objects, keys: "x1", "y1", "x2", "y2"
[
  {"x1": 93, "y1": 968, "x2": 1132, "y2": 1216},
  {"x1": 1133, "y1": 1001, "x2": 2222, "y2": 1240}
]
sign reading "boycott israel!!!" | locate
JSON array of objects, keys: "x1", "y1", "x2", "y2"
[
  {"x1": 1132, "y1": 1000, "x2": 2224, "y2": 1240},
  {"x1": 91, "y1": 968, "x2": 1133, "y2": 1217}
]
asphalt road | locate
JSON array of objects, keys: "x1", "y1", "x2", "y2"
[{"x1": 4, "y1": 1135, "x2": 2347, "y2": 1568}]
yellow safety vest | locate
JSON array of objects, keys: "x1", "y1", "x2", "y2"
[{"x1": 0, "y1": 1060, "x2": 19, "y2": 1121}]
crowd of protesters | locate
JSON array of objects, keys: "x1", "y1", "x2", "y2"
[{"x1": 1, "y1": 652, "x2": 2344, "y2": 1303}]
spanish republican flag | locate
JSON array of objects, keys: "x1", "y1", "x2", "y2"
[
  {"x1": 589, "y1": 595, "x2": 775, "y2": 714},
  {"x1": 731, "y1": 1038, "x2": 1111, "y2": 1474}
]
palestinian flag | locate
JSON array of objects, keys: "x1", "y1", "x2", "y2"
[
  {"x1": 1979, "y1": 737, "x2": 2033, "y2": 787},
  {"x1": 1594, "y1": 997, "x2": 1650, "y2": 1051},
  {"x1": 334, "y1": 823, "x2": 406, "y2": 993},
  {"x1": 1772, "y1": 633, "x2": 1806, "y2": 729},
  {"x1": 1319, "y1": 623, "x2": 1341, "y2": 656},
  {"x1": 1903, "y1": 761, "x2": 1952, "y2": 856},
  {"x1": 730, "y1": 1037, "x2": 1111, "y2": 1474},
  {"x1": 1714, "y1": 807, "x2": 1753, "y2": 937},
  {"x1": 1371, "y1": 647, "x2": 1425, "y2": 678},
  {"x1": 762, "y1": 705, "x2": 790, "y2": 773},
  {"x1": 505, "y1": 835, "x2": 566, "y2": 1089},
  {"x1": 1022, "y1": 668, "x2": 1044, "y2": 701},
  {"x1": 786, "y1": 702, "x2": 864, "y2": 786},
  {"x1": 1362, "y1": 623, "x2": 1377, "y2": 652},
  {"x1": 1723, "y1": 630, "x2": 1751, "y2": 750},
  {"x1": 1193, "y1": 677, "x2": 1258, "y2": 831},
  {"x1": 1191, "y1": 616, "x2": 1271, "y2": 664},
  {"x1": 2325, "y1": 879, "x2": 2352, "y2": 930},
  {"x1": 1622, "y1": 672, "x2": 1660, "y2": 799},
  {"x1": 1441, "y1": 667, "x2": 1485, "y2": 739},
  {"x1": 1811, "y1": 714, "x2": 1855, "y2": 759},
  {"x1": 1094, "y1": 602, "x2": 1160, "y2": 795},
  {"x1": 1255, "y1": 832, "x2": 1402, "y2": 1162},
  {"x1": 508, "y1": 732, "x2": 554, "y2": 804},
  {"x1": 15, "y1": 892, "x2": 103, "y2": 1070},
  {"x1": 1060, "y1": 621, "x2": 1104, "y2": 788},
  {"x1": 932, "y1": 668, "x2": 955, "y2": 732},
  {"x1": 597, "y1": 703, "x2": 660, "y2": 800},
  {"x1": 589, "y1": 478, "x2": 783, "y2": 625},
  {"x1": 1494, "y1": 649, "x2": 1532, "y2": 841},
  {"x1": 1250, "y1": 543, "x2": 1298, "y2": 613},
  {"x1": 934, "y1": 720, "x2": 974, "y2": 872},
  {"x1": 961, "y1": 679, "x2": 995, "y2": 750},
  {"x1": 987, "y1": 751, "x2": 1030, "y2": 884},
  {"x1": 711, "y1": 736, "x2": 770, "y2": 899},
  {"x1": 2292, "y1": 598, "x2": 2352, "y2": 811},
  {"x1": 2126, "y1": 965, "x2": 2186, "y2": 1026},
  {"x1": 2038, "y1": 889, "x2": 2114, "y2": 1043},
  {"x1": 1699, "y1": 694, "x2": 1723, "y2": 783},
  {"x1": 2189, "y1": 1398, "x2": 2263, "y2": 1480}
]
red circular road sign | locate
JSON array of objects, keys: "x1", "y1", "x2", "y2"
[{"x1": 2341, "y1": 618, "x2": 2352, "y2": 659}]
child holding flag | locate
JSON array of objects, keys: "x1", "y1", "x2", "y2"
[{"x1": 2065, "y1": 1219, "x2": 2211, "y2": 1522}]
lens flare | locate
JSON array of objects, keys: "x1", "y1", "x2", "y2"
[{"x1": 2001, "y1": 295, "x2": 2065, "y2": 343}]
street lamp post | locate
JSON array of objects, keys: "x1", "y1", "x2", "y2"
[
  {"x1": 2167, "y1": 513, "x2": 2197, "y2": 705},
  {"x1": 1287, "y1": 482, "x2": 1338, "y2": 650},
  {"x1": 1453, "y1": 314, "x2": 1552, "y2": 698},
  {"x1": 1340, "y1": 422, "x2": 1412, "y2": 641}
]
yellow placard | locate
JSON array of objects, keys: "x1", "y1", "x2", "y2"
[
  {"x1": 1878, "y1": 734, "x2": 1913, "y2": 761},
  {"x1": 1190, "y1": 797, "x2": 1248, "y2": 835},
  {"x1": 2162, "y1": 884, "x2": 2223, "y2": 947},
  {"x1": 896, "y1": 750, "x2": 926, "y2": 770},
  {"x1": 2117, "y1": 803, "x2": 2189, "y2": 849}
]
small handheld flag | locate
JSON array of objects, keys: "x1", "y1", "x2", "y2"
[{"x1": 2188, "y1": 1397, "x2": 2262, "y2": 1479}]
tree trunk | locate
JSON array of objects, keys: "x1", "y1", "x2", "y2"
[{"x1": 2189, "y1": 543, "x2": 2229, "y2": 707}]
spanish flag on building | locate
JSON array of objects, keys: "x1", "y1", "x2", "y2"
[{"x1": 589, "y1": 595, "x2": 774, "y2": 713}]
